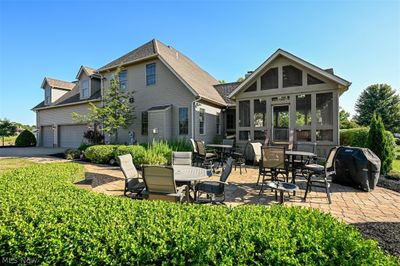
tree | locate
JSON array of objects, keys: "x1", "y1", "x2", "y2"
[
  {"x1": 218, "y1": 80, "x2": 226, "y2": 84},
  {"x1": 339, "y1": 107, "x2": 359, "y2": 129},
  {"x1": 367, "y1": 113, "x2": 393, "y2": 174},
  {"x1": 72, "y1": 69, "x2": 135, "y2": 143},
  {"x1": 237, "y1": 77, "x2": 245, "y2": 82},
  {"x1": 0, "y1": 119, "x2": 17, "y2": 146},
  {"x1": 355, "y1": 84, "x2": 400, "y2": 132}
]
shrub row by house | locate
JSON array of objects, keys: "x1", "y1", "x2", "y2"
[
  {"x1": 0, "y1": 163, "x2": 397, "y2": 265},
  {"x1": 82, "y1": 139, "x2": 192, "y2": 166}
]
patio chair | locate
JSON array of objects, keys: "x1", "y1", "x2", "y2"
[
  {"x1": 303, "y1": 147, "x2": 338, "y2": 204},
  {"x1": 293, "y1": 142, "x2": 317, "y2": 177},
  {"x1": 259, "y1": 146, "x2": 289, "y2": 195},
  {"x1": 172, "y1": 151, "x2": 192, "y2": 166},
  {"x1": 194, "y1": 157, "x2": 234, "y2": 204},
  {"x1": 190, "y1": 138, "x2": 201, "y2": 165},
  {"x1": 142, "y1": 165, "x2": 189, "y2": 202},
  {"x1": 195, "y1": 140, "x2": 217, "y2": 169},
  {"x1": 117, "y1": 154, "x2": 145, "y2": 198}
]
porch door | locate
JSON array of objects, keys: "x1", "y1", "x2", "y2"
[{"x1": 272, "y1": 105, "x2": 289, "y2": 142}]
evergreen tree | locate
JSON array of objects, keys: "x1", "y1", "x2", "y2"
[
  {"x1": 355, "y1": 84, "x2": 400, "y2": 132},
  {"x1": 73, "y1": 69, "x2": 135, "y2": 143},
  {"x1": 367, "y1": 113, "x2": 393, "y2": 174}
]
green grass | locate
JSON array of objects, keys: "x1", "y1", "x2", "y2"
[
  {"x1": 1, "y1": 135, "x2": 17, "y2": 146},
  {"x1": 0, "y1": 158, "x2": 36, "y2": 175},
  {"x1": 388, "y1": 145, "x2": 400, "y2": 179}
]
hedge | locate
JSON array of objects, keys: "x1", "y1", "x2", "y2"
[
  {"x1": 15, "y1": 130, "x2": 36, "y2": 147},
  {"x1": 0, "y1": 163, "x2": 397, "y2": 265},
  {"x1": 113, "y1": 145, "x2": 146, "y2": 166},
  {"x1": 84, "y1": 145, "x2": 119, "y2": 164},
  {"x1": 340, "y1": 127, "x2": 396, "y2": 155}
]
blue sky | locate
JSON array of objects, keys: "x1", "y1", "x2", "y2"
[{"x1": 0, "y1": 0, "x2": 399, "y2": 125}]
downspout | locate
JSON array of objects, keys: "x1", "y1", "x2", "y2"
[{"x1": 191, "y1": 96, "x2": 202, "y2": 140}]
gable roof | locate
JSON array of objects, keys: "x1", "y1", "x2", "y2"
[
  {"x1": 229, "y1": 49, "x2": 352, "y2": 98},
  {"x1": 41, "y1": 77, "x2": 75, "y2": 91},
  {"x1": 98, "y1": 39, "x2": 226, "y2": 106},
  {"x1": 76, "y1": 66, "x2": 98, "y2": 79},
  {"x1": 32, "y1": 83, "x2": 101, "y2": 110},
  {"x1": 214, "y1": 82, "x2": 241, "y2": 105}
]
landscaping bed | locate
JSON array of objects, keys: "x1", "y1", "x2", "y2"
[
  {"x1": 0, "y1": 163, "x2": 398, "y2": 265},
  {"x1": 378, "y1": 175, "x2": 400, "y2": 193},
  {"x1": 354, "y1": 222, "x2": 400, "y2": 257}
]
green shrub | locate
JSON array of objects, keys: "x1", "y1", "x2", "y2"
[
  {"x1": 367, "y1": 113, "x2": 393, "y2": 174},
  {"x1": 167, "y1": 138, "x2": 192, "y2": 151},
  {"x1": 144, "y1": 148, "x2": 168, "y2": 165},
  {"x1": 84, "y1": 145, "x2": 118, "y2": 164},
  {"x1": 114, "y1": 145, "x2": 146, "y2": 166},
  {"x1": 340, "y1": 127, "x2": 369, "y2": 147},
  {"x1": 64, "y1": 148, "x2": 80, "y2": 160},
  {"x1": 14, "y1": 130, "x2": 36, "y2": 147},
  {"x1": 78, "y1": 143, "x2": 94, "y2": 151},
  {"x1": 0, "y1": 163, "x2": 397, "y2": 265}
]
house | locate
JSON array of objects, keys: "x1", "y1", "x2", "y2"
[
  {"x1": 32, "y1": 66, "x2": 101, "y2": 147},
  {"x1": 228, "y1": 49, "x2": 351, "y2": 156},
  {"x1": 33, "y1": 40, "x2": 351, "y2": 156}
]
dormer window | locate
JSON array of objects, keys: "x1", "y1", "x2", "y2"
[
  {"x1": 45, "y1": 88, "x2": 51, "y2": 105},
  {"x1": 81, "y1": 79, "x2": 89, "y2": 99}
]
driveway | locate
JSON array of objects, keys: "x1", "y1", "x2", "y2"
[{"x1": 0, "y1": 147, "x2": 67, "y2": 158}]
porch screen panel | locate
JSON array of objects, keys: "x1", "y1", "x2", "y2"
[
  {"x1": 239, "y1": 100, "x2": 250, "y2": 127},
  {"x1": 261, "y1": 67, "x2": 278, "y2": 90},
  {"x1": 316, "y1": 93, "x2": 333, "y2": 141},
  {"x1": 254, "y1": 99, "x2": 266, "y2": 127},
  {"x1": 283, "y1": 65, "x2": 302, "y2": 88},
  {"x1": 295, "y1": 94, "x2": 311, "y2": 141}
]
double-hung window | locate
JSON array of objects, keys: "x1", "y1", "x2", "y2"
[
  {"x1": 179, "y1": 107, "x2": 189, "y2": 135},
  {"x1": 141, "y1": 112, "x2": 148, "y2": 136},
  {"x1": 146, "y1": 63, "x2": 156, "y2": 86},
  {"x1": 119, "y1": 70, "x2": 128, "y2": 91},
  {"x1": 81, "y1": 79, "x2": 89, "y2": 99},
  {"x1": 199, "y1": 108, "x2": 205, "y2": 135}
]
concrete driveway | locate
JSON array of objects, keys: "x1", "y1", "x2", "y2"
[{"x1": 0, "y1": 147, "x2": 67, "y2": 158}]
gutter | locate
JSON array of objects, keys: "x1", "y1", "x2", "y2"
[
  {"x1": 191, "y1": 96, "x2": 202, "y2": 139},
  {"x1": 31, "y1": 98, "x2": 101, "y2": 111}
]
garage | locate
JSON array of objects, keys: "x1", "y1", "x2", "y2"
[
  {"x1": 58, "y1": 124, "x2": 87, "y2": 148},
  {"x1": 41, "y1": 126, "x2": 54, "y2": 147}
]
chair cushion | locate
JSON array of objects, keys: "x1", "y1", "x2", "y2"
[{"x1": 196, "y1": 181, "x2": 223, "y2": 195}]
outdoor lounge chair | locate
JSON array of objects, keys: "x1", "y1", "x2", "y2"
[
  {"x1": 259, "y1": 146, "x2": 288, "y2": 195},
  {"x1": 117, "y1": 154, "x2": 145, "y2": 198},
  {"x1": 303, "y1": 147, "x2": 338, "y2": 204},
  {"x1": 194, "y1": 157, "x2": 234, "y2": 204},
  {"x1": 142, "y1": 165, "x2": 189, "y2": 202},
  {"x1": 172, "y1": 151, "x2": 192, "y2": 166},
  {"x1": 195, "y1": 140, "x2": 217, "y2": 168}
]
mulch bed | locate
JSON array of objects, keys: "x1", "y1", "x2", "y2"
[
  {"x1": 377, "y1": 176, "x2": 400, "y2": 193},
  {"x1": 354, "y1": 222, "x2": 400, "y2": 257}
]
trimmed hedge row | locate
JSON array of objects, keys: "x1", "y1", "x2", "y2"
[
  {"x1": 0, "y1": 163, "x2": 397, "y2": 265},
  {"x1": 84, "y1": 140, "x2": 191, "y2": 166},
  {"x1": 340, "y1": 127, "x2": 396, "y2": 152}
]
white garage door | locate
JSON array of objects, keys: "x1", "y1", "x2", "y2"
[
  {"x1": 41, "y1": 126, "x2": 54, "y2": 147},
  {"x1": 59, "y1": 124, "x2": 87, "y2": 148}
]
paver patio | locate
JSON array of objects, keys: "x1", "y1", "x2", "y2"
[{"x1": 79, "y1": 162, "x2": 400, "y2": 224}]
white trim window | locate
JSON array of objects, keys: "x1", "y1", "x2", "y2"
[
  {"x1": 119, "y1": 70, "x2": 128, "y2": 91},
  {"x1": 146, "y1": 63, "x2": 156, "y2": 86},
  {"x1": 199, "y1": 108, "x2": 205, "y2": 135},
  {"x1": 44, "y1": 88, "x2": 51, "y2": 105},
  {"x1": 179, "y1": 107, "x2": 189, "y2": 135},
  {"x1": 81, "y1": 79, "x2": 89, "y2": 99}
]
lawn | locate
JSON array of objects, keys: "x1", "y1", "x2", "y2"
[
  {"x1": 1, "y1": 135, "x2": 17, "y2": 146},
  {"x1": 389, "y1": 145, "x2": 400, "y2": 179},
  {"x1": 0, "y1": 158, "x2": 36, "y2": 175}
]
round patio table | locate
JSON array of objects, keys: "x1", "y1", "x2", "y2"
[
  {"x1": 173, "y1": 165, "x2": 209, "y2": 182},
  {"x1": 285, "y1": 150, "x2": 317, "y2": 195}
]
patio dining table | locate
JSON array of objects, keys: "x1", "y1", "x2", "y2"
[
  {"x1": 285, "y1": 150, "x2": 317, "y2": 195},
  {"x1": 206, "y1": 144, "x2": 233, "y2": 167},
  {"x1": 173, "y1": 165, "x2": 210, "y2": 202}
]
